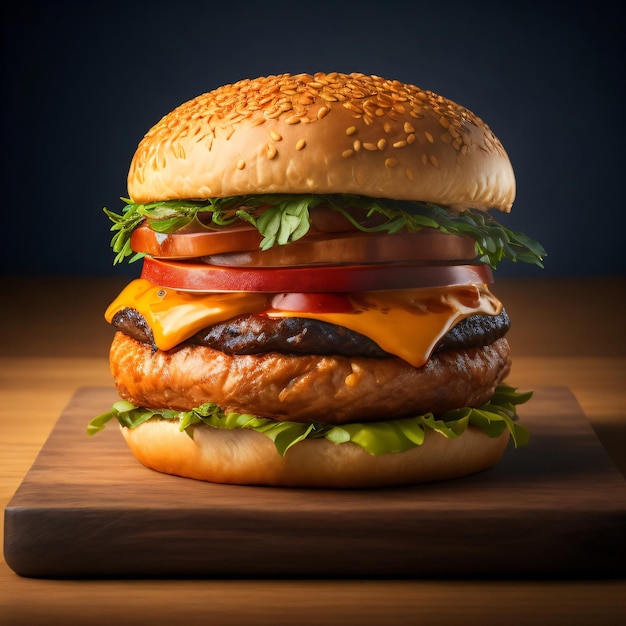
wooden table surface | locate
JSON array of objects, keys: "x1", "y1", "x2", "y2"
[{"x1": 1, "y1": 274, "x2": 625, "y2": 625}]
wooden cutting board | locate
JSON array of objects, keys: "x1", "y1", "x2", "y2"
[{"x1": 4, "y1": 386, "x2": 625, "y2": 579}]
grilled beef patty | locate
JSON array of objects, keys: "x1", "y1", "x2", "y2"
[{"x1": 111, "y1": 308, "x2": 510, "y2": 358}]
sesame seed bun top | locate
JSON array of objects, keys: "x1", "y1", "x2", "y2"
[{"x1": 127, "y1": 72, "x2": 516, "y2": 212}]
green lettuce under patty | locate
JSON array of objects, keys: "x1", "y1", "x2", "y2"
[{"x1": 87, "y1": 383, "x2": 531, "y2": 457}]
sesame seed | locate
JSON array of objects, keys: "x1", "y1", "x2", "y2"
[
  {"x1": 377, "y1": 138, "x2": 387, "y2": 150},
  {"x1": 295, "y1": 139, "x2": 306, "y2": 150},
  {"x1": 385, "y1": 110, "x2": 399, "y2": 122},
  {"x1": 353, "y1": 140, "x2": 362, "y2": 151},
  {"x1": 346, "y1": 126, "x2": 357, "y2": 135},
  {"x1": 406, "y1": 133, "x2": 416, "y2": 144},
  {"x1": 429, "y1": 155, "x2": 439, "y2": 168},
  {"x1": 317, "y1": 106, "x2": 330, "y2": 119},
  {"x1": 363, "y1": 142, "x2": 377, "y2": 151},
  {"x1": 404, "y1": 122, "x2": 415, "y2": 134},
  {"x1": 270, "y1": 130, "x2": 282, "y2": 141},
  {"x1": 237, "y1": 159, "x2": 246, "y2": 169},
  {"x1": 284, "y1": 115, "x2": 301, "y2": 125},
  {"x1": 393, "y1": 140, "x2": 407, "y2": 148},
  {"x1": 439, "y1": 115, "x2": 450, "y2": 129},
  {"x1": 343, "y1": 101, "x2": 363, "y2": 114},
  {"x1": 405, "y1": 168, "x2": 414, "y2": 180},
  {"x1": 267, "y1": 144, "x2": 277, "y2": 159},
  {"x1": 258, "y1": 96, "x2": 274, "y2": 106},
  {"x1": 424, "y1": 131, "x2": 434, "y2": 144},
  {"x1": 342, "y1": 149, "x2": 354, "y2": 158},
  {"x1": 385, "y1": 158, "x2": 398, "y2": 168}
]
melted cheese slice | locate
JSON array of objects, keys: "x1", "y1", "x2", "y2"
[{"x1": 105, "y1": 279, "x2": 502, "y2": 368}]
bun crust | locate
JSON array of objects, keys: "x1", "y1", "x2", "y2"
[
  {"x1": 110, "y1": 332, "x2": 512, "y2": 423},
  {"x1": 121, "y1": 419, "x2": 510, "y2": 487},
  {"x1": 128, "y1": 72, "x2": 515, "y2": 211}
]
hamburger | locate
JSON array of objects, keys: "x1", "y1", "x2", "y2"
[{"x1": 88, "y1": 72, "x2": 545, "y2": 488}]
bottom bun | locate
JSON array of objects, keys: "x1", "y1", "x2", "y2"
[{"x1": 121, "y1": 420, "x2": 510, "y2": 488}]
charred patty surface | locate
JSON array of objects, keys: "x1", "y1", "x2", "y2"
[{"x1": 111, "y1": 308, "x2": 510, "y2": 357}]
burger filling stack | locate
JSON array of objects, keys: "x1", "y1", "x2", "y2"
[{"x1": 88, "y1": 72, "x2": 545, "y2": 488}]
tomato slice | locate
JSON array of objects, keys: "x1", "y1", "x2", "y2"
[
  {"x1": 205, "y1": 228, "x2": 477, "y2": 267},
  {"x1": 133, "y1": 221, "x2": 477, "y2": 266},
  {"x1": 130, "y1": 222, "x2": 263, "y2": 258},
  {"x1": 141, "y1": 257, "x2": 494, "y2": 293},
  {"x1": 271, "y1": 292, "x2": 354, "y2": 313}
]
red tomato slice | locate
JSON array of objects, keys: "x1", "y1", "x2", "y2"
[
  {"x1": 132, "y1": 221, "x2": 477, "y2": 266},
  {"x1": 205, "y1": 229, "x2": 477, "y2": 267},
  {"x1": 131, "y1": 222, "x2": 263, "y2": 258},
  {"x1": 270, "y1": 292, "x2": 354, "y2": 313},
  {"x1": 141, "y1": 257, "x2": 494, "y2": 293}
]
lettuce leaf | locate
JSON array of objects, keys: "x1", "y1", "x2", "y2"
[
  {"x1": 104, "y1": 194, "x2": 546, "y2": 269},
  {"x1": 87, "y1": 384, "x2": 531, "y2": 456}
]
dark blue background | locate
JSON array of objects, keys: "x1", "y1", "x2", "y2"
[{"x1": 2, "y1": 1, "x2": 624, "y2": 279}]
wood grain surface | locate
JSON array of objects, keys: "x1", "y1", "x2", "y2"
[{"x1": 5, "y1": 386, "x2": 625, "y2": 579}]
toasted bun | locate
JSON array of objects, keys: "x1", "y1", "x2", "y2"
[
  {"x1": 121, "y1": 419, "x2": 510, "y2": 488},
  {"x1": 128, "y1": 72, "x2": 515, "y2": 211},
  {"x1": 110, "y1": 332, "x2": 512, "y2": 424}
]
